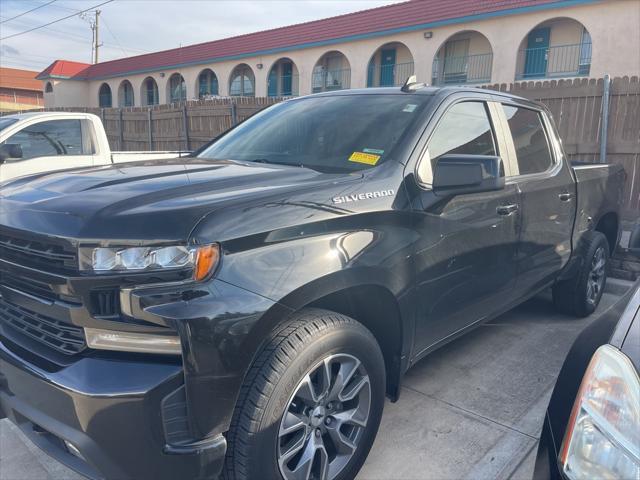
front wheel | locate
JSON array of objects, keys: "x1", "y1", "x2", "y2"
[
  {"x1": 223, "y1": 309, "x2": 386, "y2": 480},
  {"x1": 553, "y1": 231, "x2": 609, "y2": 317}
]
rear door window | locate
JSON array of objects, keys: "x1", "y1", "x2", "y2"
[
  {"x1": 418, "y1": 101, "x2": 497, "y2": 184},
  {"x1": 502, "y1": 105, "x2": 553, "y2": 175},
  {"x1": 2, "y1": 119, "x2": 85, "y2": 161}
]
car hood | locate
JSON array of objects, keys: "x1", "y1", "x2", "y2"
[{"x1": 0, "y1": 159, "x2": 357, "y2": 242}]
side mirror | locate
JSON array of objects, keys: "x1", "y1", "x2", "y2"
[
  {"x1": 0, "y1": 143, "x2": 23, "y2": 163},
  {"x1": 433, "y1": 154, "x2": 505, "y2": 197}
]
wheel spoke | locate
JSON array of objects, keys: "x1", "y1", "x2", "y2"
[
  {"x1": 334, "y1": 406, "x2": 368, "y2": 428},
  {"x1": 326, "y1": 422, "x2": 357, "y2": 455},
  {"x1": 280, "y1": 411, "x2": 307, "y2": 437},
  {"x1": 280, "y1": 431, "x2": 307, "y2": 465},
  {"x1": 296, "y1": 375, "x2": 321, "y2": 404},
  {"x1": 340, "y1": 375, "x2": 370, "y2": 402},
  {"x1": 327, "y1": 357, "x2": 361, "y2": 402},
  {"x1": 288, "y1": 436, "x2": 316, "y2": 480}
]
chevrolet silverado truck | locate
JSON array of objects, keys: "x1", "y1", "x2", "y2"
[
  {"x1": 0, "y1": 83, "x2": 626, "y2": 480},
  {"x1": 0, "y1": 111, "x2": 187, "y2": 183}
]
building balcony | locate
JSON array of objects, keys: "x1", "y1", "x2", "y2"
[
  {"x1": 515, "y1": 42, "x2": 591, "y2": 80},
  {"x1": 267, "y1": 74, "x2": 300, "y2": 97},
  {"x1": 311, "y1": 68, "x2": 351, "y2": 93},
  {"x1": 367, "y1": 61, "x2": 415, "y2": 87},
  {"x1": 431, "y1": 52, "x2": 493, "y2": 86}
]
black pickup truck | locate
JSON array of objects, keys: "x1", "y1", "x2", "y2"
[{"x1": 0, "y1": 84, "x2": 626, "y2": 480}]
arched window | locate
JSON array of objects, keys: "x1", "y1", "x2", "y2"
[
  {"x1": 367, "y1": 42, "x2": 414, "y2": 87},
  {"x1": 98, "y1": 83, "x2": 112, "y2": 108},
  {"x1": 197, "y1": 69, "x2": 219, "y2": 98},
  {"x1": 312, "y1": 51, "x2": 351, "y2": 93},
  {"x1": 168, "y1": 73, "x2": 186, "y2": 103},
  {"x1": 142, "y1": 77, "x2": 159, "y2": 106},
  {"x1": 267, "y1": 58, "x2": 299, "y2": 97},
  {"x1": 516, "y1": 18, "x2": 592, "y2": 80},
  {"x1": 229, "y1": 64, "x2": 255, "y2": 97},
  {"x1": 45, "y1": 82, "x2": 53, "y2": 93},
  {"x1": 118, "y1": 80, "x2": 134, "y2": 107},
  {"x1": 432, "y1": 31, "x2": 493, "y2": 85}
]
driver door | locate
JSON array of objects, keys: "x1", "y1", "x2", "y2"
[
  {"x1": 409, "y1": 100, "x2": 521, "y2": 356},
  {"x1": 0, "y1": 118, "x2": 96, "y2": 182}
]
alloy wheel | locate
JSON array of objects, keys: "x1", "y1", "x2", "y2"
[
  {"x1": 277, "y1": 353, "x2": 371, "y2": 480},
  {"x1": 586, "y1": 246, "x2": 606, "y2": 305}
]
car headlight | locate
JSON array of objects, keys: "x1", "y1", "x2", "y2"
[
  {"x1": 559, "y1": 344, "x2": 640, "y2": 480},
  {"x1": 79, "y1": 244, "x2": 219, "y2": 281}
]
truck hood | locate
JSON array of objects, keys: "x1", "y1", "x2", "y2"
[{"x1": 0, "y1": 159, "x2": 358, "y2": 242}]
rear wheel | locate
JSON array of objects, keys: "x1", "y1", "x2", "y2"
[
  {"x1": 553, "y1": 231, "x2": 609, "y2": 317},
  {"x1": 223, "y1": 309, "x2": 386, "y2": 480}
]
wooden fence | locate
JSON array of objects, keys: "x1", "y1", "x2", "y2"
[{"x1": 37, "y1": 76, "x2": 640, "y2": 217}]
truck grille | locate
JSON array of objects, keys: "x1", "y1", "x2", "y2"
[
  {"x1": 0, "y1": 232, "x2": 77, "y2": 273},
  {"x1": 0, "y1": 298, "x2": 87, "y2": 355},
  {"x1": 1, "y1": 272, "x2": 59, "y2": 303}
]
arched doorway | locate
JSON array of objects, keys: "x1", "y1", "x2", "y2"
[
  {"x1": 118, "y1": 80, "x2": 134, "y2": 107},
  {"x1": 167, "y1": 73, "x2": 186, "y2": 103},
  {"x1": 141, "y1": 77, "x2": 159, "y2": 106},
  {"x1": 229, "y1": 64, "x2": 255, "y2": 97},
  {"x1": 98, "y1": 83, "x2": 112, "y2": 107},
  {"x1": 516, "y1": 18, "x2": 592, "y2": 79},
  {"x1": 197, "y1": 69, "x2": 219, "y2": 98},
  {"x1": 312, "y1": 51, "x2": 351, "y2": 93},
  {"x1": 432, "y1": 31, "x2": 493, "y2": 85},
  {"x1": 267, "y1": 58, "x2": 299, "y2": 97},
  {"x1": 367, "y1": 42, "x2": 414, "y2": 87}
]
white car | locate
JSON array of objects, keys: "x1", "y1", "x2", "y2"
[{"x1": 0, "y1": 112, "x2": 188, "y2": 183}]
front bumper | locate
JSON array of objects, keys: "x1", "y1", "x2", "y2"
[{"x1": 0, "y1": 339, "x2": 226, "y2": 480}]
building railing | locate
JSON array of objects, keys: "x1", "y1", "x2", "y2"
[
  {"x1": 516, "y1": 43, "x2": 591, "y2": 80},
  {"x1": 312, "y1": 68, "x2": 351, "y2": 93},
  {"x1": 366, "y1": 61, "x2": 415, "y2": 87},
  {"x1": 432, "y1": 53, "x2": 493, "y2": 85},
  {"x1": 267, "y1": 74, "x2": 300, "y2": 97}
]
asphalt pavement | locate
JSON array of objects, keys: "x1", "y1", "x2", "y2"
[{"x1": 0, "y1": 285, "x2": 630, "y2": 480}]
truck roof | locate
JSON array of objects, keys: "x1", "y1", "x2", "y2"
[{"x1": 1, "y1": 111, "x2": 98, "y2": 121}]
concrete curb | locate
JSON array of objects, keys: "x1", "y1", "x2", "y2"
[{"x1": 605, "y1": 277, "x2": 634, "y2": 296}]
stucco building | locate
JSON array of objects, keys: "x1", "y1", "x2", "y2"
[
  {"x1": 0, "y1": 67, "x2": 44, "y2": 112},
  {"x1": 38, "y1": 0, "x2": 640, "y2": 108}
]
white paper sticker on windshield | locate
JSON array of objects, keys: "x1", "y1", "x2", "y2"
[{"x1": 403, "y1": 104, "x2": 417, "y2": 113}]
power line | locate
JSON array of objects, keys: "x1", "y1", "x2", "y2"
[
  {"x1": 0, "y1": 0, "x2": 115, "y2": 41},
  {"x1": 101, "y1": 16, "x2": 128, "y2": 57},
  {"x1": 0, "y1": 0, "x2": 57, "y2": 25}
]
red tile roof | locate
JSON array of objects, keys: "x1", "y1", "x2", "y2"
[
  {"x1": 39, "y1": 0, "x2": 580, "y2": 80},
  {"x1": 0, "y1": 67, "x2": 43, "y2": 91},
  {"x1": 37, "y1": 60, "x2": 91, "y2": 80}
]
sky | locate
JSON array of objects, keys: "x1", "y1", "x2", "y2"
[{"x1": 0, "y1": 0, "x2": 401, "y2": 72}]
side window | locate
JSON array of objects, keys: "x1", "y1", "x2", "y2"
[
  {"x1": 502, "y1": 105, "x2": 553, "y2": 175},
  {"x1": 418, "y1": 101, "x2": 497, "y2": 184},
  {"x1": 2, "y1": 120, "x2": 84, "y2": 161}
]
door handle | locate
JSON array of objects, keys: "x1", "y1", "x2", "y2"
[
  {"x1": 497, "y1": 204, "x2": 519, "y2": 216},
  {"x1": 558, "y1": 192, "x2": 574, "y2": 202}
]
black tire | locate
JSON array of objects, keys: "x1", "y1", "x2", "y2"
[
  {"x1": 223, "y1": 309, "x2": 386, "y2": 480},
  {"x1": 553, "y1": 231, "x2": 609, "y2": 317}
]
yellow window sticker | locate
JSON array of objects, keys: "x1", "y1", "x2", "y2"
[{"x1": 349, "y1": 151, "x2": 381, "y2": 165}]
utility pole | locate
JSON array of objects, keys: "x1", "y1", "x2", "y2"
[{"x1": 91, "y1": 10, "x2": 102, "y2": 64}]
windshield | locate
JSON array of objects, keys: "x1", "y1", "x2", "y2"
[
  {"x1": 0, "y1": 118, "x2": 18, "y2": 132},
  {"x1": 198, "y1": 94, "x2": 431, "y2": 173}
]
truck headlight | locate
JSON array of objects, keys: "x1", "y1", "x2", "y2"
[
  {"x1": 85, "y1": 328, "x2": 182, "y2": 355},
  {"x1": 80, "y1": 244, "x2": 219, "y2": 281},
  {"x1": 559, "y1": 344, "x2": 640, "y2": 479}
]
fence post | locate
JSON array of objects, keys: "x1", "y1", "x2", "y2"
[
  {"x1": 599, "y1": 74, "x2": 611, "y2": 164},
  {"x1": 100, "y1": 108, "x2": 105, "y2": 127},
  {"x1": 230, "y1": 100, "x2": 238, "y2": 126},
  {"x1": 148, "y1": 108, "x2": 154, "y2": 150},
  {"x1": 182, "y1": 105, "x2": 190, "y2": 151},
  {"x1": 119, "y1": 108, "x2": 124, "y2": 151}
]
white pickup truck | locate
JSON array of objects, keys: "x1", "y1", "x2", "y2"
[{"x1": 0, "y1": 112, "x2": 187, "y2": 183}]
